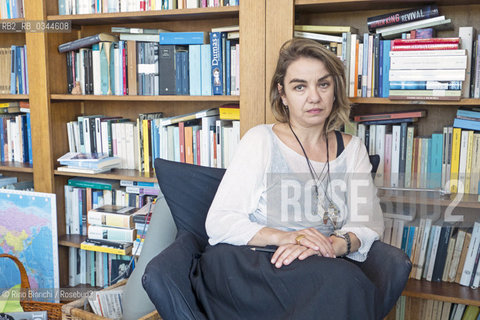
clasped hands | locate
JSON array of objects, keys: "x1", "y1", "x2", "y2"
[{"x1": 270, "y1": 228, "x2": 345, "y2": 269}]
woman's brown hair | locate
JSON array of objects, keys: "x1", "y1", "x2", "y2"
[{"x1": 270, "y1": 38, "x2": 351, "y2": 132}]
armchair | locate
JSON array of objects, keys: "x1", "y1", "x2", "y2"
[{"x1": 142, "y1": 157, "x2": 411, "y2": 320}]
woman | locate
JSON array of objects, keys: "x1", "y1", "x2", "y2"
[{"x1": 193, "y1": 38, "x2": 384, "y2": 319}]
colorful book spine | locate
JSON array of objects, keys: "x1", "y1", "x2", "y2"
[
  {"x1": 159, "y1": 32, "x2": 205, "y2": 45},
  {"x1": 367, "y1": 5, "x2": 439, "y2": 32},
  {"x1": 210, "y1": 32, "x2": 223, "y2": 95}
]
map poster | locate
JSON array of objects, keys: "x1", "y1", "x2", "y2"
[{"x1": 0, "y1": 189, "x2": 59, "y2": 303}]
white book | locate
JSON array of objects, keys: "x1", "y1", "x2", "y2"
[
  {"x1": 113, "y1": 44, "x2": 120, "y2": 95},
  {"x1": 389, "y1": 69, "x2": 466, "y2": 81},
  {"x1": 426, "y1": 225, "x2": 442, "y2": 281},
  {"x1": 392, "y1": 219, "x2": 404, "y2": 249},
  {"x1": 92, "y1": 45, "x2": 101, "y2": 94},
  {"x1": 441, "y1": 126, "x2": 448, "y2": 190},
  {"x1": 366, "y1": 34, "x2": 373, "y2": 97},
  {"x1": 294, "y1": 30, "x2": 344, "y2": 43},
  {"x1": 415, "y1": 218, "x2": 432, "y2": 280},
  {"x1": 79, "y1": 48, "x2": 86, "y2": 94},
  {"x1": 201, "y1": 116, "x2": 218, "y2": 167},
  {"x1": 357, "y1": 43, "x2": 363, "y2": 97},
  {"x1": 72, "y1": 121, "x2": 81, "y2": 155},
  {"x1": 69, "y1": 247, "x2": 79, "y2": 287},
  {"x1": 71, "y1": 188, "x2": 80, "y2": 235},
  {"x1": 94, "y1": 117, "x2": 103, "y2": 154},
  {"x1": 379, "y1": 17, "x2": 451, "y2": 39},
  {"x1": 377, "y1": 16, "x2": 446, "y2": 34},
  {"x1": 390, "y1": 125, "x2": 401, "y2": 188},
  {"x1": 348, "y1": 33, "x2": 357, "y2": 98},
  {"x1": 357, "y1": 123, "x2": 366, "y2": 145},
  {"x1": 116, "y1": 122, "x2": 127, "y2": 169},
  {"x1": 96, "y1": 251, "x2": 103, "y2": 288},
  {"x1": 368, "y1": 124, "x2": 376, "y2": 155},
  {"x1": 452, "y1": 304, "x2": 467, "y2": 320},
  {"x1": 459, "y1": 27, "x2": 475, "y2": 98},
  {"x1": 67, "y1": 121, "x2": 75, "y2": 153},
  {"x1": 460, "y1": 221, "x2": 480, "y2": 286},
  {"x1": 470, "y1": 134, "x2": 480, "y2": 194},
  {"x1": 79, "y1": 249, "x2": 87, "y2": 284},
  {"x1": 383, "y1": 217, "x2": 393, "y2": 244},
  {"x1": 186, "y1": 0, "x2": 199, "y2": 8},
  {"x1": 448, "y1": 230, "x2": 467, "y2": 282},
  {"x1": 457, "y1": 130, "x2": 470, "y2": 194},
  {"x1": 64, "y1": 185, "x2": 74, "y2": 234},
  {"x1": 101, "y1": 121, "x2": 109, "y2": 155},
  {"x1": 375, "y1": 126, "x2": 386, "y2": 185},
  {"x1": 88, "y1": 225, "x2": 136, "y2": 242},
  {"x1": 404, "y1": 126, "x2": 415, "y2": 188},
  {"x1": 389, "y1": 49, "x2": 466, "y2": 57},
  {"x1": 389, "y1": 55, "x2": 467, "y2": 70},
  {"x1": 125, "y1": 122, "x2": 135, "y2": 169}
]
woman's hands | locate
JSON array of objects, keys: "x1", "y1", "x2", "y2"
[{"x1": 270, "y1": 228, "x2": 335, "y2": 268}]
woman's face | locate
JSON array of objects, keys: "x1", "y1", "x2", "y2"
[{"x1": 279, "y1": 57, "x2": 335, "y2": 129}]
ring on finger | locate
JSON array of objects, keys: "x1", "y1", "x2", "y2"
[{"x1": 295, "y1": 234, "x2": 305, "y2": 245}]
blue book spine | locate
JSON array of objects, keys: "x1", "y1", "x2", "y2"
[
  {"x1": 210, "y1": 32, "x2": 223, "y2": 95},
  {"x1": 175, "y1": 51, "x2": 182, "y2": 95},
  {"x1": 109, "y1": 43, "x2": 115, "y2": 95},
  {"x1": 0, "y1": 120, "x2": 4, "y2": 162},
  {"x1": 400, "y1": 226, "x2": 409, "y2": 252},
  {"x1": 189, "y1": 45, "x2": 201, "y2": 96},
  {"x1": 182, "y1": 51, "x2": 189, "y2": 95},
  {"x1": 406, "y1": 226, "x2": 416, "y2": 258},
  {"x1": 390, "y1": 81, "x2": 427, "y2": 90},
  {"x1": 22, "y1": 115, "x2": 28, "y2": 163},
  {"x1": 159, "y1": 32, "x2": 205, "y2": 45},
  {"x1": 103, "y1": 252, "x2": 108, "y2": 287},
  {"x1": 457, "y1": 108, "x2": 480, "y2": 119},
  {"x1": 23, "y1": 45, "x2": 28, "y2": 95},
  {"x1": 12, "y1": 0, "x2": 17, "y2": 18},
  {"x1": 201, "y1": 44, "x2": 212, "y2": 96},
  {"x1": 90, "y1": 251, "x2": 95, "y2": 287},
  {"x1": 362, "y1": 33, "x2": 369, "y2": 97},
  {"x1": 173, "y1": 126, "x2": 180, "y2": 162},
  {"x1": 225, "y1": 39, "x2": 231, "y2": 96},
  {"x1": 10, "y1": 46, "x2": 16, "y2": 94},
  {"x1": 16, "y1": 46, "x2": 23, "y2": 94},
  {"x1": 151, "y1": 119, "x2": 157, "y2": 163},
  {"x1": 27, "y1": 113, "x2": 32, "y2": 164},
  {"x1": 454, "y1": 118, "x2": 480, "y2": 131},
  {"x1": 378, "y1": 40, "x2": 384, "y2": 98},
  {"x1": 99, "y1": 43, "x2": 109, "y2": 95},
  {"x1": 6, "y1": 0, "x2": 11, "y2": 18},
  {"x1": 382, "y1": 40, "x2": 390, "y2": 97},
  {"x1": 430, "y1": 133, "x2": 443, "y2": 188}
]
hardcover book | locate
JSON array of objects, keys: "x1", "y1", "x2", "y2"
[
  {"x1": 58, "y1": 33, "x2": 119, "y2": 53},
  {"x1": 210, "y1": 32, "x2": 223, "y2": 95},
  {"x1": 367, "y1": 5, "x2": 439, "y2": 32}
]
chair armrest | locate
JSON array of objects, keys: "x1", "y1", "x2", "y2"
[
  {"x1": 142, "y1": 230, "x2": 207, "y2": 320},
  {"x1": 350, "y1": 241, "x2": 412, "y2": 318}
]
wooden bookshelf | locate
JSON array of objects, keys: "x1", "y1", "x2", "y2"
[
  {"x1": 54, "y1": 168, "x2": 158, "y2": 182},
  {"x1": 0, "y1": 94, "x2": 28, "y2": 100},
  {"x1": 0, "y1": 162, "x2": 33, "y2": 173},
  {"x1": 266, "y1": 0, "x2": 480, "y2": 316},
  {"x1": 50, "y1": 94, "x2": 240, "y2": 102},
  {"x1": 59, "y1": 234, "x2": 87, "y2": 248},
  {"x1": 47, "y1": 6, "x2": 239, "y2": 25},
  {"x1": 403, "y1": 279, "x2": 480, "y2": 307}
]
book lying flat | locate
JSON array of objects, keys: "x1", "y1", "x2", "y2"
[
  {"x1": 58, "y1": 33, "x2": 118, "y2": 53},
  {"x1": 57, "y1": 166, "x2": 114, "y2": 174}
]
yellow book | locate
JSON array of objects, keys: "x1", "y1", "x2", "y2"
[
  {"x1": 185, "y1": 126, "x2": 194, "y2": 164},
  {"x1": 143, "y1": 119, "x2": 150, "y2": 174},
  {"x1": 465, "y1": 130, "x2": 474, "y2": 193},
  {"x1": 470, "y1": 134, "x2": 480, "y2": 194},
  {"x1": 450, "y1": 128, "x2": 462, "y2": 193},
  {"x1": 294, "y1": 25, "x2": 359, "y2": 35},
  {"x1": 80, "y1": 242, "x2": 132, "y2": 255},
  {"x1": 219, "y1": 106, "x2": 240, "y2": 120},
  {"x1": 461, "y1": 305, "x2": 480, "y2": 320}
]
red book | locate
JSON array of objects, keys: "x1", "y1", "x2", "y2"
[
  {"x1": 391, "y1": 43, "x2": 459, "y2": 51},
  {"x1": 178, "y1": 122, "x2": 185, "y2": 163},
  {"x1": 392, "y1": 37, "x2": 460, "y2": 45},
  {"x1": 354, "y1": 110, "x2": 427, "y2": 122}
]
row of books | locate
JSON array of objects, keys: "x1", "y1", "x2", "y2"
[
  {"x1": 68, "y1": 247, "x2": 132, "y2": 288},
  {"x1": 0, "y1": 45, "x2": 29, "y2": 95},
  {"x1": 61, "y1": 28, "x2": 239, "y2": 96},
  {"x1": 64, "y1": 177, "x2": 157, "y2": 236},
  {"x1": 64, "y1": 106, "x2": 240, "y2": 172},
  {"x1": 58, "y1": 0, "x2": 239, "y2": 15},
  {"x1": 0, "y1": 107, "x2": 32, "y2": 164},
  {"x1": 384, "y1": 218, "x2": 480, "y2": 288},
  {"x1": 350, "y1": 108, "x2": 480, "y2": 194},
  {"x1": 0, "y1": 0, "x2": 24, "y2": 19},
  {"x1": 395, "y1": 296, "x2": 479, "y2": 320}
]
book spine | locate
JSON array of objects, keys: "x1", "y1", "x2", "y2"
[
  {"x1": 159, "y1": 32, "x2": 205, "y2": 45},
  {"x1": 88, "y1": 225, "x2": 137, "y2": 242},
  {"x1": 392, "y1": 37, "x2": 459, "y2": 45},
  {"x1": 391, "y1": 43, "x2": 459, "y2": 51},
  {"x1": 460, "y1": 222, "x2": 480, "y2": 286},
  {"x1": 390, "y1": 55, "x2": 467, "y2": 70},
  {"x1": 354, "y1": 110, "x2": 426, "y2": 122},
  {"x1": 210, "y1": 32, "x2": 223, "y2": 95},
  {"x1": 367, "y1": 5, "x2": 439, "y2": 32}
]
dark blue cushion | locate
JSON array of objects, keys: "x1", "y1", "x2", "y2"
[{"x1": 153, "y1": 158, "x2": 225, "y2": 247}]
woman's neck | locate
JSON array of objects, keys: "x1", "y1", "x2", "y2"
[{"x1": 288, "y1": 122, "x2": 326, "y2": 148}]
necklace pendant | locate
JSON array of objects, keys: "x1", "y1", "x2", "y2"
[
  {"x1": 323, "y1": 211, "x2": 329, "y2": 224},
  {"x1": 328, "y1": 204, "x2": 338, "y2": 228}
]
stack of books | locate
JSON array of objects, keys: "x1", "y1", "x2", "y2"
[
  {"x1": 57, "y1": 152, "x2": 122, "y2": 174},
  {"x1": 388, "y1": 38, "x2": 466, "y2": 101},
  {"x1": 81, "y1": 204, "x2": 140, "y2": 255}
]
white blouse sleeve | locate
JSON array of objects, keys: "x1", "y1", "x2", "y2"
[
  {"x1": 206, "y1": 125, "x2": 270, "y2": 246},
  {"x1": 341, "y1": 139, "x2": 385, "y2": 262}
]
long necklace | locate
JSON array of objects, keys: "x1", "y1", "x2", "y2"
[{"x1": 288, "y1": 122, "x2": 339, "y2": 227}]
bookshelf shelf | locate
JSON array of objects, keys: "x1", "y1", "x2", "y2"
[
  {"x1": 403, "y1": 279, "x2": 480, "y2": 307},
  {"x1": 50, "y1": 94, "x2": 240, "y2": 102},
  {"x1": 54, "y1": 168, "x2": 157, "y2": 182},
  {"x1": 0, "y1": 94, "x2": 28, "y2": 100},
  {"x1": 378, "y1": 189, "x2": 480, "y2": 209},
  {"x1": 0, "y1": 162, "x2": 33, "y2": 173},
  {"x1": 59, "y1": 234, "x2": 87, "y2": 248},
  {"x1": 47, "y1": 6, "x2": 239, "y2": 25},
  {"x1": 350, "y1": 98, "x2": 480, "y2": 106}
]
